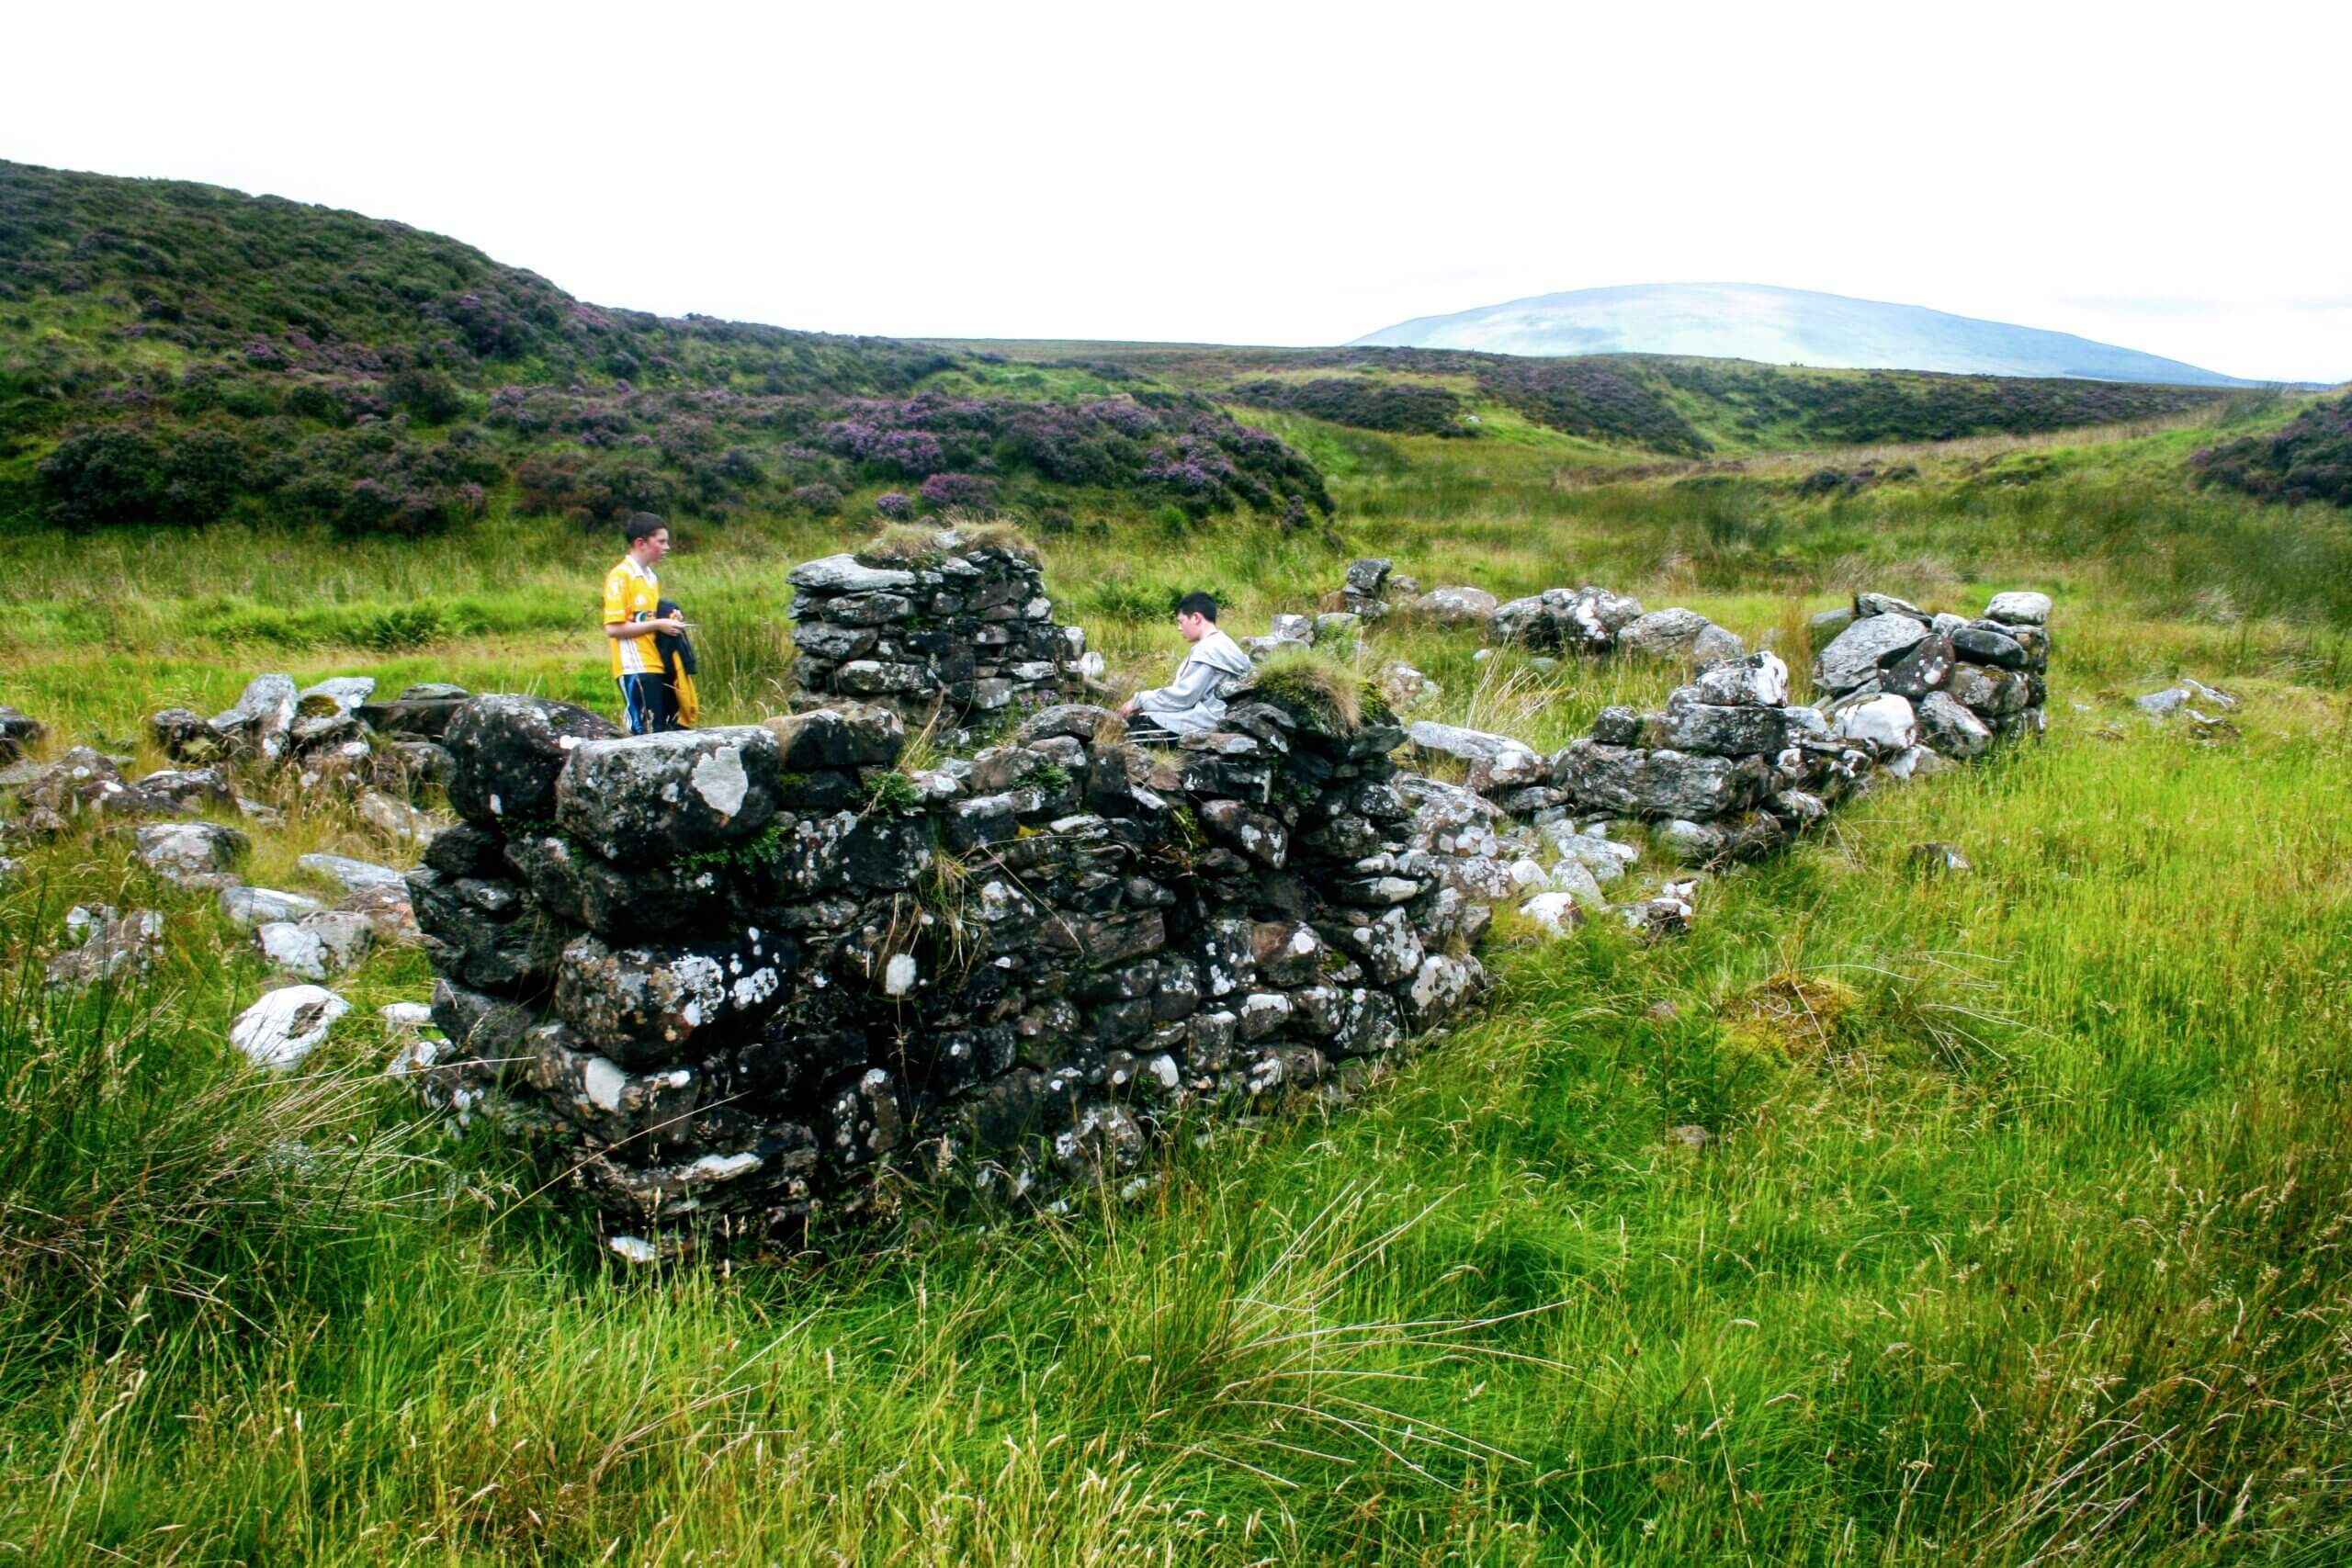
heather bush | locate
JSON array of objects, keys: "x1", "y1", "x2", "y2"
[
  {"x1": 383, "y1": 366, "x2": 466, "y2": 423},
  {"x1": 874, "y1": 490, "x2": 913, "y2": 519},
  {"x1": 919, "y1": 471, "x2": 996, "y2": 510},
  {"x1": 36, "y1": 424, "x2": 164, "y2": 527},
  {"x1": 790, "y1": 481, "x2": 843, "y2": 516},
  {"x1": 1225, "y1": 377, "x2": 1474, "y2": 437},
  {"x1": 158, "y1": 426, "x2": 248, "y2": 524},
  {"x1": 2195, "y1": 391, "x2": 2352, "y2": 507}
]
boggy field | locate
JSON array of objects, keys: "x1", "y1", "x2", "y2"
[
  {"x1": 4, "y1": 394, "x2": 2350, "y2": 1564},
  {"x1": 6, "y1": 164, "x2": 2352, "y2": 1563}
]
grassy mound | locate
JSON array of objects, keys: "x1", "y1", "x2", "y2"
[{"x1": 1244, "y1": 646, "x2": 1374, "y2": 736}]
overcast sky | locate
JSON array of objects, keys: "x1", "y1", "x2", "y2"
[{"x1": 9, "y1": 2, "x2": 2346, "y2": 383}]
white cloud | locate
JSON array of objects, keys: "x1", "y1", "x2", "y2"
[{"x1": 7, "y1": 0, "x2": 2346, "y2": 381}]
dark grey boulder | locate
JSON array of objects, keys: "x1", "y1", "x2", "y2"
[
  {"x1": 1015, "y1": 704, "x2": 1119, "y2": 745},
  {"x1": 150, "y1": 707, "x2": 218, "y2": 760},
  {"x1": 945, "y1": 792, "x2": 1021, "y2": 851},
  {"x1": 431, "y1": 978, "x2": 540, "y2": 1061},
  {"x1": 1331, "y1": 907, "x2": 1424, "y2": 987},
  {"x1": 1618, "y1": 607, "x2": 1717, "y2": 661},
  {"x1": 1687, "y1": 652, "x2": 1791, "y2": 707},
  {"x1": 1951, "y1": 624, "x2": 2028, "y2": 670},
  {"x1": 210, "y1": 674, "x2": 299, "y2": 761},
  {"x1": 1589, "y1": 705, "x2": 1646, "y2": 746},
  {"x1": 1881, "y1": 633, "x2": 1957, "y2": 698},
  {"x1": 0, "y1": 705, "x2": 44, "y2": 762},
  {"x1": 300, "y1": 852, "x2": 407, "y2": 893},
  {"x1": 1916, "y1": 692, "x2": 1995, "y2": 760},
  {"x1": 442, "y1": 694, "x2": 620, "y2": 825},
  {"x1": 296, "y1": 677, "x2": 376, "y2": 717},
  {"x1": 1553, "y1": 739, "x2": 1771, "y2": 819},
  {"x1": 407, "y1": 866, "x2": 568, "y2": 995},
  {"x1": 1948, "y1": 662, "x2": 2030, "y2": 717},
  {"x1": 1657, "y1": 701, "x2": 1826, "y2": 758},
  {"x1": 787, "y1": 555, "x2": 918, "y2": 594},
  {"x1": 529, "y1": 1023, "x2": 706, "y2": 1145},
  {"x1": 220, "y1": 886, "x2": 326, "y2": 926},
  {"x1": 791, "y1": 622, "x2": 878, "y2": 661},
  {"x1": 554, "y1": 727, "x2": 780, "y2": 867},
  {"x1": 504, "y1": 830, "x2": 736, "y2": 935},
  {"x1": 1489, "y1": 584, "x2": 1643, "y2": 651},
  {"x1": 1854, "y1": 592, "x2": 1929, "y2": 622},
  {"x1": 1409, "y1": 586, "x2": 1498, "y2": 626},
  {"x1": 356, "y1": 696, "x2": 469, "y2": 739},
  {"x1": 133, "y1": 767, "x2": 233, "y2": 809},
  {"x1": 135, "y1": 820, "x2": 247, "y2": 884}
]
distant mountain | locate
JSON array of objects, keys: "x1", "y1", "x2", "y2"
[{"x1": 1351, "y1": 283, "x2": 2258, "y2": 387}]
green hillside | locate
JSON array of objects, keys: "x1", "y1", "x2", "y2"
[
  {"x1": 0, "y1": 162, "x2": 1329, "y2": 536},
  {"x1": 944, "y1": 340, "x2": 2239, "y2": 457}
]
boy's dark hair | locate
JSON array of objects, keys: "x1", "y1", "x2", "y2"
[
  {"x1": 623, "y1": 512, "x2": 667, "y2": 543},
  {"x1": 1177, "y1": 591, "x2": 1218, "y2": 621}
]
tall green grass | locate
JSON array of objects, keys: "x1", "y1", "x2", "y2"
[
  {"x1": 2, "y1": 694, "x2": 2346, "y2": 1562},
  {"x1": 4, "y1": 406, "x2": 2351, "y2": 1562}
]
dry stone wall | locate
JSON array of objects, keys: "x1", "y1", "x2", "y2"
[
  {"x1": 786, "y1": 535, "x2": 1085, "y2": 726},
  {"x1": 1407, "y1": 588, "x2": 2053, "y2": 885},
  {"x1": 396, "y1": 575, "x2": 2056, "y2": 1257},
  {"x1": 405, "y1": 682, "x2": 1504, "y2": 1253}
]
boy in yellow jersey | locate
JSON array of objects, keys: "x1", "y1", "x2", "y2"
[{"x1": 605, "y1": 513, "x2": 685, "y2": 734}]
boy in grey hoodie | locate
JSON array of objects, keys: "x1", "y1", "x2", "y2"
[{"x1": 1120, "y1": 592, "x2": 1254, "y2": 739}]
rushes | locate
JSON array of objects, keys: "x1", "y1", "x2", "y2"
[
  {"x1": 0, "y1": 931, "x2": 436, "y2": 1359},
  {"x1": 1142, "y1": 1181, "x2": 1566, "y2": 1492}
]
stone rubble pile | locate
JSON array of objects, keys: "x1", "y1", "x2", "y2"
[
  {"x1": 152, "y1": 674, "x2": 466, "y2": 798},
  {"x1": 1322, "y1": 558, "x2": 1501, "y2": 633},
  {"x1": 402, "y1": 678, "x2": 1523, "y2": 1252},
  {"x1": 0, "y1": 676, "x2": 459, "y2": 991},
  {"x1": 1807, "y1": 589, "x2": 2051, "y2": 761},
  {"x1": 1490, "y1": 587, "x2": 1745, "y2": 666},
  {"x1": 1322, "y1": 558, "x2": 1746, "y2": 666},
  {"x1": 1396, "y1": 589, "x2": 2055, "y2": 931},
  {"x1": 787, "y1": 530, "x2": 1084, "y2": 725}
]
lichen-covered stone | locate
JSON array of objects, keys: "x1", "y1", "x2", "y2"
[
  {"x1": 1813, "y1": 615, "x2": 1932, "y2": 695},
  {"x1": 1552, "y1": 740, "x2": 1771, "y2": 820},
  {"x1": 553, "y1": 930, "x2": 799, "y2": 1067},
  {"x1": 554, "y1": 727, "x2": 780, "y2": 867}
]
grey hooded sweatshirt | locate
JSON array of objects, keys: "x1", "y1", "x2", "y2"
[{"x1": 1131, "y1": 626, "x2": 1253, "y2": 737}]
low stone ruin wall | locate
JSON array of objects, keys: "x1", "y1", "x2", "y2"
[
  {"x1": 404, "y1": 683, "x2": 1499, "y2": 1252},
  {"x1": 391, "y1": 582, "x2": 2053, "y2": 1256},
  {"x1": 786, "y1": 535, "x2": 1087, "y2": 726},
  {"x1": 1401, "y1": 588, "x2": 2052, "y2": 929},
  {"x1": 1321, "y1": 557, "x2": 1754, "y2": 666}
]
